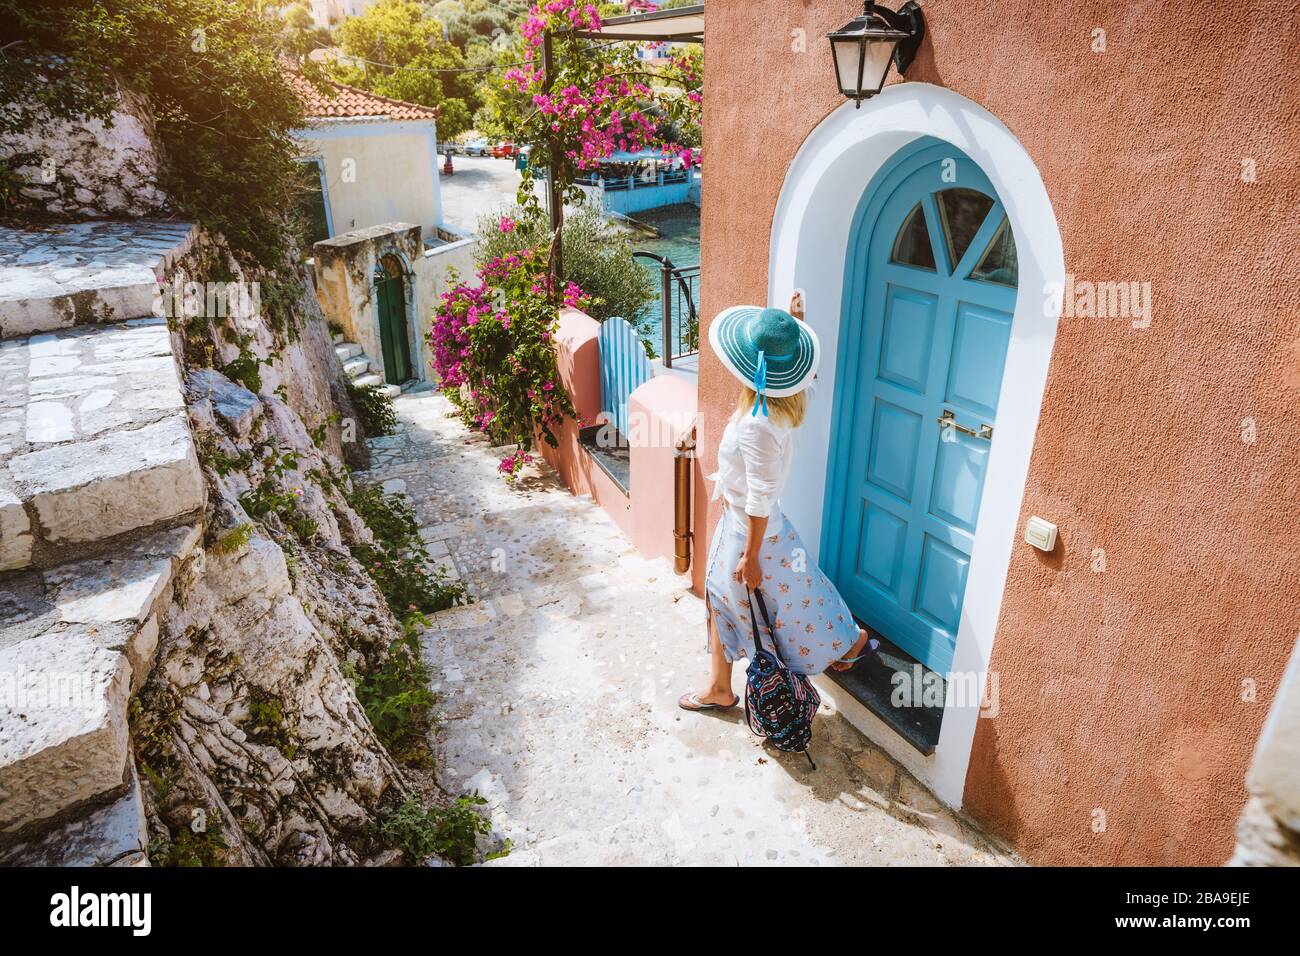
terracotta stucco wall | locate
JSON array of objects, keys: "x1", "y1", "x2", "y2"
[{"x1": 697, "y1": 0, "x2": 1300, "y2": 864}]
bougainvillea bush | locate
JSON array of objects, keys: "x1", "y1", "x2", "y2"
[
  {"x1": 501, "y1": 0, "x2": 702, "y2": 233},
  {"x1": 429, "y1": 235, "x2": 590, "y2": 478},
  {"x1": 430, "y1": 0, "x2": 701, "y2": 480}
]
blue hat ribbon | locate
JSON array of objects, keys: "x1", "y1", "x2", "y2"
[{"x1": 749, "y1": 348, "x2": 796, "y2": 417}]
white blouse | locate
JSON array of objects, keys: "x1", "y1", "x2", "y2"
[{"x1": 709, "y1": 413, "x2": 797, "y2": 529}]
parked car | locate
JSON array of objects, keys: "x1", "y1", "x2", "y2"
[
  {"x1": 463, "y1": 139, "x2": 490, "y2": 156},
  {"x1": 492, "y1": 141, "x2": 519, "y2": 159}
]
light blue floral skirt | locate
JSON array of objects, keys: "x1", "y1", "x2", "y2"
[{"x1": 704, "y1": 509, "x2": 862, "y2": 676}]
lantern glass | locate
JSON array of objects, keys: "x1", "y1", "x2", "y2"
[{"x1": 831, "y1": 35, "x2": 898, "y2": 98}]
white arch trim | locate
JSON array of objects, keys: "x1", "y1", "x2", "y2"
[{"x1": 768, "y1": 83, "x2": 1065, "y2": 808}]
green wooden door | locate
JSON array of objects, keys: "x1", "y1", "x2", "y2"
[{"x1": 376, "y1": 261, "x2": 412, "y2": 384}]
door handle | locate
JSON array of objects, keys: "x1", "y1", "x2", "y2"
[{"x1": 938, "y1": 409, "x2": 993, "y2": 440}]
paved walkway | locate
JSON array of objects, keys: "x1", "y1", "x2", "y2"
[
  {"x1": 437, "y1": 155, "x2": 523, "y2": 234},
  {"x1": 363, "y1": 388, "x2": 1015, "y2": 866}
]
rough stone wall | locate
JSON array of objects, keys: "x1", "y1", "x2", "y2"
[
  {"x1": 135, "y1": 365, "x2": 409, "y2": 865},
  {"x1": 2, "y1": 87, "x2": 167, "y2": 220},
  {"x1": 1, "y1": 78, "x2": 440, "y2": 863},
  {"x1": 125, "y1": 234, "x2": 422, "y2": 865}
]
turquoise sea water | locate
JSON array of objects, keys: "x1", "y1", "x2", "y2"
[{"x1": 628, "y1": 203, "x2": 700, "y2": 353}]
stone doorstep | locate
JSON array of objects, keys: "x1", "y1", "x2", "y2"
[
  {"x1": 0, "y1": 272, "x2": 160, "y2": 338},
  {"x1": 0, "y1": 524, "x2": 198, "y2": 840},
  {"x1": 2, "y1": 319, "x2": 204, "y2": 572}
]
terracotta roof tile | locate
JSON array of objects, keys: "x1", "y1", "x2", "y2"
[{"x1": 287, "y1": 70, "x2": 439, "y2": 122}]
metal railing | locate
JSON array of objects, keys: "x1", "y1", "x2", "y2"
[
  {"x1": 633, "y1": 251, "x2": 699, "y2": 369},
  {"x1": 577, "y1": 169, "x2": 691, "y2": 192}
]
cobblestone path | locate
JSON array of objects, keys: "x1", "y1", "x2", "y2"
[{"x1": 361, "y1": 387, "x2": 1016, "y2": 866}]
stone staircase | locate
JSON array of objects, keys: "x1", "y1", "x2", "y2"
[
  {"x1": 0, "y1": 221, "x2": 205, "y2": 863},
  {"x1": 333, "y1": 336, "x2": 400, "y2": 398}
]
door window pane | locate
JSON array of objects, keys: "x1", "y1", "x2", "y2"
[
  {"x1": 890, "y1": 203, "x2": 936, "y2": 270},
  {"x1": 970, "y1": 217, "x2": 1019, "y2": 287},
  {"x1": 936, "y1": 188, "x2": 993, "y2": 270}
]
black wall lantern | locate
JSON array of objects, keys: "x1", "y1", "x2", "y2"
[{"x1": 827, "y1": 2, "x2": 926, "y2": 107}]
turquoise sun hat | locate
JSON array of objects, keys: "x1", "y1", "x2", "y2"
[{"x1": 708, "y1": 305, "x2": 820, "y2": 414}]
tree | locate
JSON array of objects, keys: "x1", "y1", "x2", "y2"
[
  {"x1": 328, "y1": 0, "x2": 477, "y2": 138},
  {"x1": 1, "y1": 0, "x2": 316, "y2": 267},
  {"x1": 284, "y1": 3, "x2": 314, "y2": 30}
]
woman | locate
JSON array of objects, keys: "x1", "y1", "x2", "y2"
[{"x1": 679, "y1": 292, "x2": 875, "y2": 712}]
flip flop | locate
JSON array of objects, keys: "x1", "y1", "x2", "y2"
[
  {"x1": 678, "y1": 691, "x2": 739, "y2": 712},
  {"x1": 832, "y1": 638, "x2": 881, "y2": 670}
]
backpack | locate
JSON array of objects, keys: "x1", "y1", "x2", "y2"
[{"x1": 743, "y1": 587, "x2": 820, "y2": 769}]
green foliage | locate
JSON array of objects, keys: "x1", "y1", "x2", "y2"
[
  {"x1": 195, "y1": 432, "x2": 253, "y2": 476},
  {"x1": 244, "y1": 689, "x2": 297, "y2": 760},
  {"x1": 345, "y1": 479, "x2": 466, "y2": 619},
  {"x1": 238, "y1": 447, "x2": 319, "y2": 545},
  {"x1": 345, "y1": 378, "x2": 398, "y2": 437},
  {"x1": 468, "y1": 35, "x2": 533, "y2": 140},
  {"x1": 476, "y1": 205, "x2": 655, "y2": 325},
  {"x1": 339, "y1": 476, "x2": 461, "y2": 763},
  {"x1": 258, "y1": 273, "x2": 306, "y2": 343},
  {"x1": 309, "y1": 413, "x2": 340, "y2": 448},
  {"x1": 0, "y1": 0, "x2": 320, "y2": 267},
  {"x1": 221, "y1": 341, "x2": 279, "y2": 394},
  {"x1": 328, "y1": 0, "x2": 477, "y2": 138},
  {"x1": 211, "y1": 522, "x2": 254, "y2": 556},
  {"x1": 350, "y1": 623, "x2": 435, "y2": 765},
  {"x1": 148, "y1": 823, "x2": 228, "y2": 867},
  {"x1": 377, "y1": 794, "x2": 493, "y2": 866},
  {"x1": 346, "y1": 480, "x2": 418, "y2": 549}
]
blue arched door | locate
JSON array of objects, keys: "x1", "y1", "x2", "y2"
[{"x1": 825, "y1": 139, "x2": 1019, "y2": 675}]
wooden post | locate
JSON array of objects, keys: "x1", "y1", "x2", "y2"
[{"x1": 543, "y1": 30, "x2": 564, "y2": 283}]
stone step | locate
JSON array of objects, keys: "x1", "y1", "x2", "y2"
[
  {"x1": 343, "y1": 355, "x2": 370, "y2": 379},
  {"x1": 0, "y1": 319, "x2": 205, "y2": 571},
  {"x1": 353, "y1": 373, "x2": 383, "y2": 389},
  {"x1": 0, "y1": 524, "x2": 199, "y2": 840},
  {"x1": 335, "y1": 342, "x2": 362, "y2": 361},
  {"x1": 331, "y1": 333, "x2": 344, "y2": 345},
  {"x1": 0, "y1": 221, "x2": 195, "y2": 338},
  {"x1": 0, "y1": 765, "x2": 149, "y2": 866},
  {"x1": 378, "y1": 384, "x2": 401, "y2": 399}
]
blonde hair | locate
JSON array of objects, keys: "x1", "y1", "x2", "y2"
[{"x1": 733, "y1": 386, "x2": 807, "y2": 429}]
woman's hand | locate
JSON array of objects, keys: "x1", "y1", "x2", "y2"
[
  {"x1": 789, "y1": 289, "x2": 806, "y2": 322},
  {"x1": 733, "y1": 550, "x2": 763, "y2": 589}
]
